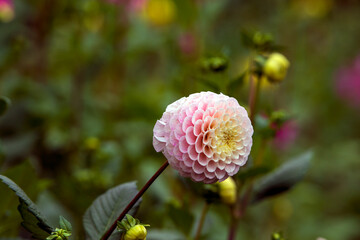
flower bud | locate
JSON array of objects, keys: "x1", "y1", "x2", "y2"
[
  {"x1": 124, "y1": 225, "x2": 147, "y2": 240},
  {"x1": 263, "y1": 53, "x2": 290, "y2": 83},
  {"x1": 217, "y1": 177, "x2": 237, "y2": 205},
  {"x1": 46, "y1": 228, "x2": 71, "y2": 240},
  {"x1": 84, "y1": 137, "x2": 100, "y2": 151},
  {"x1": 144, "y1": 0, "x2": 176, "y2": 26},
  {"x1": 117, "y1": 215, "x2": 149, "y2": 240}
]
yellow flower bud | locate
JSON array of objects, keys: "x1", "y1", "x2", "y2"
[
  {"x1": 123, "y1": 225, "x2": 147, "y2": 240},
  {"x1": 263, "y1": 53, "x2": 290, "y2": 83},
  {"x1": 218, "y1": 177, "x2": 237, "y2": 205},
  {"x1": 84, "y1": 137, "x2": 100, "y2": 150},
  {"x1": 143, "y1": 0, "x2": 176, "y2": 26}
]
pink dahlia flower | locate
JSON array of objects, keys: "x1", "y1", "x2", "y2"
[{"x1": 153, "y1": 92, "x2": 253, "y2": 183}]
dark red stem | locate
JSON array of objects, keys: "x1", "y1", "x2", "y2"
[{"x1": 101, "y1": 161, "x2": 169, "y2": 240}]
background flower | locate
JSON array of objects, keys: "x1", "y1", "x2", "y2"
[{"x1": 335, "y1": 55, "x2": 360, "y2": 109}]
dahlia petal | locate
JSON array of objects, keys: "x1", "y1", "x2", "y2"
[
  {"x1": 169, "y1": 131, "x2": 177, "y2": 146},
  {"x1": 193, "y1": 119, "x2": 203, "y2": 136},
  {"x1": 179, "y1": 136, "x2": 189, "y2": 153},
  {"x1": 182, "y1": 116, "x2": 193, "y2": 132},
  {"x1": 172, "y1": 145, "x2": 182, "y2": 159},
  {"x1": 188, "y1": 145, "x2": 199, "y2": 160},
  {"x1": 203, "y1": 145, "x2": 213, "y2": 158},
  {"x1": 204, "y1": 169, "x2": 216, "y2": 178},
  {"x1": 191, "y1": 172, "x2": 206, "y2": 182},
  {"x1": 192, "y1": 109, "x2": 204, "y2": 124},
  {"x1": 229, "y1": 165, "x2": 241, "y2": 175},
  {"x1": 153, "y1": 137, "x2": 166, "y2": 152},
  {"x1": 215, "y1": 169, "x2": 226, "y2": 179},
  {"x1": 203, "y1": 178, "x2": 217, "y2": 184},
  {"x1": 198, "y1": 153, "x2": 209, "y2": 166},
  {"x1": 218, "y1": 161, "x2": 226, "y2": 170},
  {"x1": 225, "y1": 163, "x2": 236, "y2": 172},
  {"x1": 192, "y1": 161, "x2": 205, "y2": 174},
  {"x1": 195, "y1": 133, "x2": 204, "y2": 153},
  {"x1": 206, "y1": 160, "x2": 217, "y2": 172},
  {"x1": 202, "y1": 116, "x2": 212, "y2": 132},
  {"x1": 185, "y1": 126, "x2": 196, "y2": 145},
  {"x1": 183, "y1": 155, "x2": 194, "y2": 167},
  {"x1": 153, "y1": 120, "x2": 166, "y2": 137}
]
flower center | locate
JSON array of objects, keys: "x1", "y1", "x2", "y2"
[{"x1": 214, "y1": 126, "x2": 238, "y2": 156}]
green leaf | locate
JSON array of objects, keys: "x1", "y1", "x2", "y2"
[
  {"x1": 0, "y1": 175, "x2": 54, "y2": 239},
  {"x1": 0, "y1": 96, "x2": 11, "y2": 116},
  {"x1": 251, "y1": 151, "x2": 312, "y2": 204},
  {"x1": 59, "y1": 216, "x2": 72, "y2": 232},
  {"x1": 83, "y1": 182, "x2": 141, "y2": 240}
]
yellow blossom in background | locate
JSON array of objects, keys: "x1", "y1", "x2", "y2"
[
  {"x1": 84, "y1": 137, "x2": 100, "y2": 151},
  {"x1": 292, "y1": 0, "x2": 333, "y2": 19},
  {"x1": 237, "y1": 58, "x2": 273, "y2": 90},
  {"x1": 123, "y1": 225, "x2": 147, "y2": 240},
  {"x1": 217, "y1": 177, "x2": 237, "y2": 205},
  {"x1": 143, "y1": 0, "x2": 176, "y2": 26},
  {"x1": 263, "y1": 53, "x2": 290, "y2": 83}
]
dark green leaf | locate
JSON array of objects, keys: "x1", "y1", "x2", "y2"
[
  {"x1": 83, "y1": 181, "x2": 141, "y2": 240},
  {"x1": 251, "y1": 151, "x2": 312, "y2": 204},
  {"x1": 0, "y1": 96, "x2": 11, "y2": 116},
  {"x1": 59, "y1": 216, "x2": 72, "y2": 232},
  {"x1": 0, "y1": 175, "x2": 54, "y2": 239}
]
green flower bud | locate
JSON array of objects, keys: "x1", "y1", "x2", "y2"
[
  {"x1": 117, "y1": 215, "x2": 149, "y2": 240},
  {"x1": 201, "y1": 57, "x2": 228, "y2": 72},
  {"x1": 46, "y1": 228, "x2": 71, "y2": 240},
  {"x1": 263, "y1": 53, "x2": 290, "y2": 83},
  {"x1": 217, "y1": 177, "x2": 237, "y2": 205},
  {"x1": 123, "y1": 225, "x2": 147, "y2": 240}
]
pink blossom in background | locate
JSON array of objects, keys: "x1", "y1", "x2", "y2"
[
  {"x1": 273, "y1": 121, "x2": 298, "y2": 151},
  {"x1": 0, "y1": 0, "x2": 14, "y2": 22},
  {"x1": 104, "y1": 0, "x2": 147, "y2": 12},
  {"x1": 0, "y1": 0, "x2": 11, "y2": 7},
  {"x1": 153, "y1": 92, "x2": 253, "y2": 183},
  {"x1": 178, "y1": 32, "x2": 197, "y2": 57},
  {"x1": 335, "y1": 55, "x2": 360, "y2": 108}
]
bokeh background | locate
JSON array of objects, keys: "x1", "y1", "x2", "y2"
[{"x1": 1, "y1": 0, "x2": 360, "y2": 239}]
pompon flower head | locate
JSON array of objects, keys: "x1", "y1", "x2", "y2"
[{"x1": 153, "y1": 92, "x2": 253, "y2": 183}]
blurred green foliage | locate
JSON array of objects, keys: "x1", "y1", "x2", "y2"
[{"x1": 1, "y1": 0, "x2": 360, "y2": 240}]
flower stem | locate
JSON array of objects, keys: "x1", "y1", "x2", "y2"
[
  {"x1": 248, "y1": 73, "x2": 263, "y2": 125},
  {"x1": 100, "y1": 160, "x2": 169, "y2": 240},
  {"x1": 194, "y1": 202, "x2": 210, "y2": 240},
  {"x1": 228, "y1": 216, "x2": 239, "y2": 240}
]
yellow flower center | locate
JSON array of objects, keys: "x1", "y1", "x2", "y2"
[{"x1": 214, "y1": 125, "x2": 238, "y2": 156}]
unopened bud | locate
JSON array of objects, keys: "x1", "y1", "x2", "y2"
[
  {"x1": 144, "y1": 0, "x2": 176, "y2": 26},
  {"x1": 263, "y1": 53, "x2": 290, "y2": 83},
  {"x1": 201, "y1": 57, "x2": 228, "y2": 72},
  {"x1": 46, "y1": 228, "x2": 71, "y2": 240},
  {"x1": 117, "y1": 214, "x2": 149, "y2": 240},
  {"x1": 217, "y1": 177, "x2": 237, "y2": 205},
  {"x1": 84, "y1": 137, "x2": 100, "y2": 151},
  {"x1": 124, "y1": 225, "x2": 147, "y2": 240}
]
